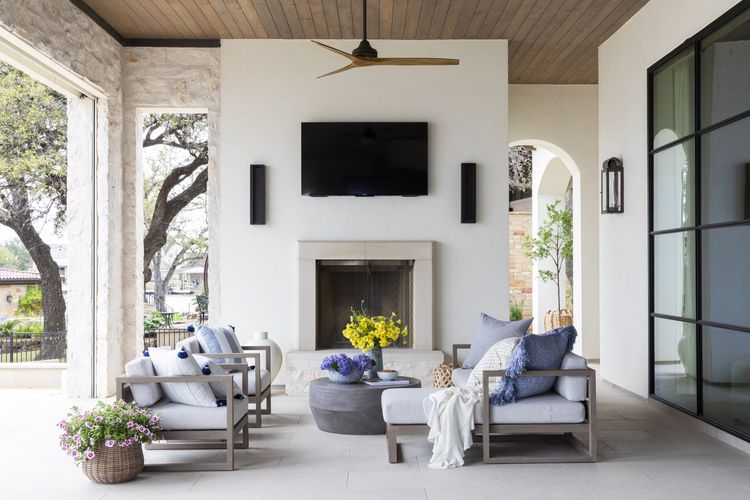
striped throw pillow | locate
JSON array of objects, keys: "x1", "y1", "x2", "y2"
[
  {"x1": 147, "y1": 347, "x2": 218, "y2": 407},
  {"x1": 467, "y1": 337, "x2": 521, "y2": 389},
  {"x1": 195, "y1": 325, "x2": 243, "y2": 364},
  {"x1": 194, "y1": 354, "x2": 245, "y2": 400}
]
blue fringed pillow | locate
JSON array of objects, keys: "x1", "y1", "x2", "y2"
[{"x1": 490, "y1": 326, "x2": 577, "y2": 405}]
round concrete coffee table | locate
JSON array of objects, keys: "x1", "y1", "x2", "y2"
[{"x1": 309, "y1": 377, "x2": 421, "y2": 435}]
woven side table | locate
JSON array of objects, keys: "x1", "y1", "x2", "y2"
[{"x1": 432, "y1": 363, "x2": 454, "y2": 388}]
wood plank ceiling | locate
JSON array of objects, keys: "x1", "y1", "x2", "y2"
[{"x1": 78, "y1": 0, "x2": 649, "y2": 84}]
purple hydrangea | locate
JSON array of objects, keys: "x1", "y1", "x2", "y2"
[
  {"x1": 352, "y1": 353, "x2": 375, "y2": 372},
  {"x1": 320, "y1": 353, "x2": 373, "y2": 375}
]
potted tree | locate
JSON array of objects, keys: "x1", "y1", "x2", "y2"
[{"x1": 525, "y1": 200, "x2": 573, "y2": 331}]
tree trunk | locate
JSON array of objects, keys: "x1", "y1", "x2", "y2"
[
  {"x1": 14, "y1": 220, "x2": 66, "y2": 333},
  {"x1": 152, "y1": 251, "x2": 166, "y2": 310},
  {"x1": 163, "y1": 247, "x2": 187, "y2": 293},
  {"x1": 143, "y1": 160, "x2": 207, "y2": 283}
]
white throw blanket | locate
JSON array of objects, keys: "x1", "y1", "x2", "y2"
[{"x1": 423, "y1": 386, "x2": 481, "y2": 469}]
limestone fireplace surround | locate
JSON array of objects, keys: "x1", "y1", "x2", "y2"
[{"x1": 285, "y1": 240, "x2": 444, "y2": 395}]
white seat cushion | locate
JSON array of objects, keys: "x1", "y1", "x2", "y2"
[
  {"x1": 125, "y1": 357, "x2": 163, "y2": 407},
  {"x1": 150, "y1": 398, "x2": 247, "y2": 430},
  {"x1": 382, "y1": 388, "x2": 439, "y2": 424},
  {"x1": 382, "y1": 388, "x2": 585, "y2": 425},
  {"x1": 475, "y1": 392, "x2": 585, "y2": 424},
  {"x1": 232, "y1": 369, "x2": 271, "y2": 396},
  {"x1": 451, "y1": 368, "x2": 471, "y2": 388}
]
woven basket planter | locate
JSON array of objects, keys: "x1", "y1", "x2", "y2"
[
  {"x1": 544, "y1": 309, "x2": 573, "y2": 331},
  {"x1": 82, "y1": 444, "x2": 144, "y2": 484},
  {"x1": 433, "y1": 363, "x2": 454, "y2": 388}
]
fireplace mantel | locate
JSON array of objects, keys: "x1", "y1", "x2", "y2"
[{"x1": 297, "y1": 241, "x2": 434, "y2": 351}]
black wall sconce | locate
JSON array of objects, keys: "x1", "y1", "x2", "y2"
[
  {"x1": 6, "y1": 295, "x2": 12, "y2": 303},
  {"x1": 601, "y1": 157, "x2": 624, "y2": 214}
]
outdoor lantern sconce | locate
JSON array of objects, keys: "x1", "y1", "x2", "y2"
[
  {"x1": 6, "y1": 295, "x2": 12, "y2": 303},
  {"x1": 601, "y1": 157, "x2": 624, "y2": 214}
]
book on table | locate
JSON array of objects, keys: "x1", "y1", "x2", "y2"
[{"x1": 362, "y1": 378, "x2": 410, "y2": 387}]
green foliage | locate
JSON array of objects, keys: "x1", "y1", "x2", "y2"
[
  {"x1": 525, "y1": 200, "x2": 573, "y2": 313},
  {"x1": 0, "y1": 238, "x2": 32, "y2": 270},
  {"x1": 0, "y1": 63, "x2": 67, "y2": 232},
  {"x1": 58, "y1": 401, "x2": 162, "y2": 464},
  {"x1": 16, "y1": 284, "x2": 42, "y2": 317},
  {"x1": 0, "y1": 319, "x2": 20, "y2": 336},
  {"x1": 509, "y1": 298, "x2": 525, "y2": 322},
  {"x1": 143, "y1": 311, "x2": 167, "y2": 330}
]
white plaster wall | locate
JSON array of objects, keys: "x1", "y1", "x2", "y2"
[
  {"x1": 121, "y1": 47, "x2": 221, "y2": 352},
  {"x1": 220, "y1": 40, "x2": 508, "y2": 381},
  {"x1": 598, "y1": 0, "x2": 742, "y2": 397},
  {"x1": 0, "y1": 0, "x2": 124, "y2": 397},
  {"x1": 508, "y1": 85, "x2": 599, "y2": 359}
]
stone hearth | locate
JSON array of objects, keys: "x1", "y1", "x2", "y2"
[{"x1": 286, "y1": 240, "x2": 444, "y2": 395}]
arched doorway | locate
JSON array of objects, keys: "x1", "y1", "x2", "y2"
[{"x1": 509, "y1": 139, "x2": 585, "y2": 356}]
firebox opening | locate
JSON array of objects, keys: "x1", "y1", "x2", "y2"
[{"x1": 316, "y1": 259, "x2": 414, "y2": 350}]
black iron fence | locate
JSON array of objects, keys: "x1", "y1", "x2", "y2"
[
  {"x1": 0, "y1": 332, "x2": 67, "y2": 363},
  {"x1": 143, "y1": 328, "x2": 192, "y2": 351}
]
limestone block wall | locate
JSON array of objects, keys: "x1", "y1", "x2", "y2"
[
  {"x1": 121, "y1": 47, "x2": 221, "y2": 358},
  {"x1": 508, "y1": 212, "x2": 533, "y2": 320},
  {"x1": 0, "y1": 0, "x2": 124, "y2": 397}
]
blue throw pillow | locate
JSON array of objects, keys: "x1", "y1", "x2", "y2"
[
  {"x1": 490, "y1": 326, "x2": 577, "y2": 405},
  {"x1": 462, "y1": 314, "x2": 533, "y2": 368}
]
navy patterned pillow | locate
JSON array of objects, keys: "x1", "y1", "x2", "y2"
[{"x1": 491, "y1": 326, "x2": 577, "y2": 405}]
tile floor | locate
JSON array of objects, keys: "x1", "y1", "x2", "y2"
[{"x1": 3, "y1": 375, "x2": 750, "y2": 500}]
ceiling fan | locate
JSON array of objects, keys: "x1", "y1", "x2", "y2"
[{"x1": 312, "y1": 0, "x2": 460, "y2": 78}]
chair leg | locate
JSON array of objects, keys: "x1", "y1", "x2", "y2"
[
  {"x1": 251, "y1": 400, "x2": 262, "y2": 428},
  {"x1": 261, "y1": 392, "x2": 271, "y2": 415},
  {"x1": 241, "y1": 420, "x2": 250, "y2": 449},
  {"x1": 226, "y1": 428, "x2": 235, "y2": 470},
  {"x1": 387, "y1": 425, "x2": 398, "y2": 463}
]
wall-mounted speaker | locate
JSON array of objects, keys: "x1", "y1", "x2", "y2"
[
  {"x1": 461, "y1": 163, "x2": 477, "y2": 224},
  {"x1": 250, "y1": 164, "x2": 266, "y2": 225}
]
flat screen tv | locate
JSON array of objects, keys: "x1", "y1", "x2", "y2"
[{"x1": 301, "y1": 122, "x2": 428, "y2": 196}]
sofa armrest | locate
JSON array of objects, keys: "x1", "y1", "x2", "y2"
[
  {"x1": 201, "y1": 352, "x2": 261, "y2": 394},
  {"x1": 555, "y1": 352, "x2": 589, "y2": 401},
  {"x1": 241, "y1": 345, "x2": 271, "y2": 375},
  {"x1": 116, "y1": 373, "x2": 235, "y2": 403},
  {"x1": 452, "y1": 344, "x2": 472, "y2": 369}
]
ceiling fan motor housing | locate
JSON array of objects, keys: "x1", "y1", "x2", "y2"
[{"x1": 353, "y1": 39, "x2": 378, "y2": 58}]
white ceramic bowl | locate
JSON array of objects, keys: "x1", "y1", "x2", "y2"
[{"x1": 377, "y1": 370, "x2": 399, "y2": 381}]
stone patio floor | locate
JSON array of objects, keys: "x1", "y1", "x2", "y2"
[{"x1": 3, "y1": 371, "x2": 750, "y2": 499}]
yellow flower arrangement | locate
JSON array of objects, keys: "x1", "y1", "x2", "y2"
[{"x1": 342, "y1": 306, "x2": 408, "y2": 351}]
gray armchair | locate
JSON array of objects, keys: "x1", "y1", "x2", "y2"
[{"x1": 116, "y1": 362, "x2": 250, "y2": 471}]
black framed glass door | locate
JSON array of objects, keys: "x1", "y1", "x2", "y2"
[{"x1": 649, "y1": 1, "x2": 750, "y2": 440}]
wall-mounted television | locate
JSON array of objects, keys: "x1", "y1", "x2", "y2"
[{"x1": 301, "y1": 122, "x2": 428, "y2": 196}]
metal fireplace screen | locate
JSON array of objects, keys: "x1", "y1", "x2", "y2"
[{"x1": 316, "y1": 259, "x2": 414, "y2": 350}]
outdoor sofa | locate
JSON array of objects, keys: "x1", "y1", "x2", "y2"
[{"x1": 381, "y1": 343, "x2": 597, "y2": 464}]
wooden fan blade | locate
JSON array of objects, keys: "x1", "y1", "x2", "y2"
[
  {"x1": 317, "y1": 63, "x2": 358, "y2": 79},
  {"x1": 368, "y1": 57, "x2": 460, "y2": 66},
  {"x1": 311, "y1": 40, "x2": 356, "y2": 61}
]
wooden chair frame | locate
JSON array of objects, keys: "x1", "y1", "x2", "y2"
[
  {"x1": 386, "y1": 344, "x2": 597, "y2": 464},
  {"x1": 199, "y1": 345, "x2": 272, "y2": 428},
  {"x1": 116, "y1": 369, "x2": 249, "y2": 471}
]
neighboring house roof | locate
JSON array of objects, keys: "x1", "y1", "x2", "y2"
[{"x1": 0, "y1": 268, "x2": 42, "y2": 284}]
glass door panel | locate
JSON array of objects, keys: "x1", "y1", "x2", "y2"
[
  {"x1": 654, "y1": 318, "x2": 697, "y2": 412},
  {"x1": 652, "y1": 50, "x2": 695, "y2": 148},
  {"x1": 703, "y1": 326, "x2": 750, "y2": 437}
]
